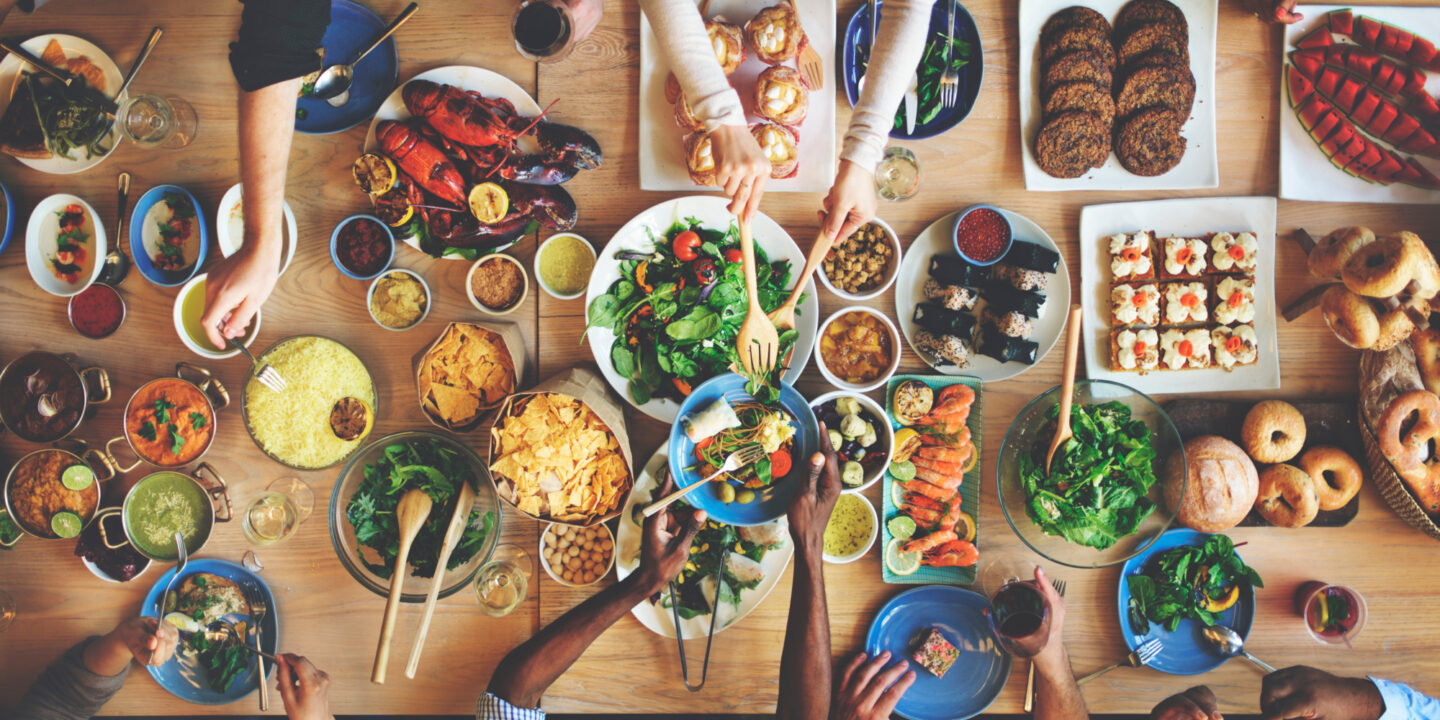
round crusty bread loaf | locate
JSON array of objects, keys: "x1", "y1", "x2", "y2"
[{"x1": 1164, "y1": 435, "x2": 1259, "y2": 532}]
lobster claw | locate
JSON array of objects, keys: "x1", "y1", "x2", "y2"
[
  {"x1": 506, "y1": 182, "x2": 578, "y2": 232},
  {"x1": 501, "y1": 154, "x2": 580, "y2": 185},
  {"x1": 535, "y1": 122, "x2": 603, "y2": 171}
]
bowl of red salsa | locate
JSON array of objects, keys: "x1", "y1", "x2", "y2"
[
  {"x1": 330, "y1": 215, "x2": 395, "y2": 280},
  {"x1": 951, "y1": 204, "x2": 1012, "y2": 266}
]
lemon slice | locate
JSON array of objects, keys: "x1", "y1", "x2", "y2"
[
  {"x1": 892, "y1": 428, "x2": 922, "y2": 463},
  {"x1": 890, "y1": 481, "x2": 907, "y2": 508},
  {"x1": 885, "y1": 537, "x2": 922, "y2": 576},
  {"x1": 468, "y1": 182, "x2": 509, "y2": 224},
  {"x1": 164, "y1": 612, "x2": 203, "y2": 634},
  {"x1": 352, "y1": 153, "x2": 397, "y2": 195},
  {"x1": 953, "y1": 511, "x2": 976, "y2": 543}
]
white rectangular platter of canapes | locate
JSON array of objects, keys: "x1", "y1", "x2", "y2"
[
  {"x1": 638, "y1": 0, "x2": 837, "y2": 193},
  {"x1": 1079, "y1": 196, "x2": 1280, "y2": 393}
]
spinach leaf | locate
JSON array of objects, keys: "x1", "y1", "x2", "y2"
[{"x1": 611, "y1": 342, "x2": 636, "y2": 378}]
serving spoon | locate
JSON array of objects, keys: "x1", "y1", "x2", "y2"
[
  {"x1": 1202, "y1": 625, "x2": 1277, "y2": 673},
  {"x1": 371, "y1": 488, "x2": 432, "y2": 684},
  {"x1": 311, "y1": 2, "x2": 419, "y2": 104},
  {"x1": 405, "y1": 481, "x2": 475, "y2": 679},
  {"x1": 1044, "y1": 305, "x2": 1084, "y2": 474},
  {"x1": 768, "y1": 229, "x2": 832, "y2": 333}
]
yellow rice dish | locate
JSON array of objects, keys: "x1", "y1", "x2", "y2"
[{"x1": 244, "y1": 336, "x2": 375, "y2": 469}]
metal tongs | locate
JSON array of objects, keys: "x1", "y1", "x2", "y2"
[{"x1": 668, "y1": 572, "x2": 722, "y2": 692}]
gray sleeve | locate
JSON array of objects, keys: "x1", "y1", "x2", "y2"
[{"x1": 11, "y1": 637, "x2": 130, "y2": 720}]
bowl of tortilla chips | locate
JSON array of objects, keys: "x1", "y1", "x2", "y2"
[
  {"x1": 416, "y1": 323, "x2": 519, "y2": 432},
  {"x1": 489, "y1": 392, "x2": 632, "y2": 527}
]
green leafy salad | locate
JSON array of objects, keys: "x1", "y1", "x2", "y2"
[
  {"x1": 585, "y1": 218, "x2": 802, "y2": 405},
  {"x1": 649, "y1": 508, "x2": 784, "y2": 620},
  {"x1": 187, "y1": 631, "x2": 249, "y2": 693},
  {"x1": 346, "y1": 439, "x2": 496, "y2": 579},
  {"x1": 1019, "y1": 401, "x2": 1159, "y2": 550},
  {"x1": 1127, "y1": 534, "x2": 1263, "y2": 634}
]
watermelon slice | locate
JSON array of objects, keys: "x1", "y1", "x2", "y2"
[
  {"x1": 1373, "y1": 62, "x2": 1398, "y2": 94},
  {"x1": 1430, "y1": 56, "x2": 1440, "y2": 73},
  {"x1": 1290, "y1": 48, "x2": 1326, "y2": 79},
  {"x1": 1403, "y1": 67, "x2": 1428, "y2": 97},
  {"x1": 1328, "y1": 9, "x2": 1354, "y2": 37},
  {"x1": 1326, "y1": 45, "x2": 1352, "y2": 72},
  {"x1": 1351, "y1": 88, "x2": 1382, "y2": 126},
  {"x1": 1412, "y1": 37, "x2": 1438, "y2": 67},
  {"x1": 1317, "y1": 66, "x2": 1346, "y2": 97},
  {"x1": 1385, "y1": 113, "x2": 1422, "y2": 145},
  {"x1": 1394, "y1": 159, "x2": 1423, "y2": 185},
  {"x1": 1297, "y1": 94, "x2": 1334, "y2": 128},
  {"x1": 1296, "y1": 25, "x2": 1335, "y2": 49},
  {"x1": 1410, "y1": 93, "x2": 1440, "y2": 121},
  {"x1": 1311, "y1": 108, "x2": 1345, "y2": 143},
  {"x1": 1367, "y1": 100, "x2": 1400, "y2": 138},
  {"x1": 1288, "y1": 65, "x2": 1316, "y2": 107},
  {"x1": 1347, "y1": 138, "x2": 1384, "y2": 173},
  {"x1": 1385, "y1": 24, "x2": 1415, "y2": 55},
  {"x1": 1334, "y1": 76, "x2": 1366, "y2": 111},
  {"x1": 1377, "y1": 25, "x2": 1401, "y2": 55},
  {"x1": 1369, "y1": 151, "x2": 1405, "y2": 183},
  {"x1": 1401, "y1": 128, "x2": 1438, "y2": 156},
  {"x1": 1398, "y1": 158, "x2": 1440, "y2": 189},
  {"x1": 1343, "y1": 46, "x2": 1380, "y2": 79},
  {"x1": 1356, "y1": 16, "x2": 1383, "y2": 47}
]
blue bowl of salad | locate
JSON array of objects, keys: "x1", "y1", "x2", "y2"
[{"x1": 669, "y1": 373, "x2": 819, "y2": 527}]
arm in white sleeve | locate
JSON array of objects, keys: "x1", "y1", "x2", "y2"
[
  {"x1": 841, "y1": 0, "x2": 935, "y2": 171},
  {"x1": 640, "y1": 0, "x2": 748, "y2": 131},
  {"x1": 1371, "y1": 677, "x2": 1440, "y2": 720}
]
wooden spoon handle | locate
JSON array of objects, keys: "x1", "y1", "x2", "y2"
[
  {"x1": 1056, "y1": 304, "x2": 1084, "y2": 431},
  {"x1": 405, "y1": 488, "x2": 474, "y2": 679},
  {"x1": 738, "y1": 218, "x2": 762, "y2": 315},
  {"x1": 372, "y1": 537, "x2": 415, "y2": 684},
  {"x1": 777, "y1": 229, "x2": 833, "y2": 315}
]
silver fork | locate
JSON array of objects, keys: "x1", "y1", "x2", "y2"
[
  {"x1": 223, "y1": 324, "x2": 286, "y2": 392},
  {"x1": 643, "y1": 444, "x2": 766, "y2": 518},
  {"x1": 939, "y1": 0, "x2": 961, "y2": 109},
  {"x1": 246, "y1": 587, "x2": 271, "y2": 711},
  {"x1": 1075, "y1": 637, "x2": 1164, "y2": 685},
  {"x1": 1024, "y1": 578, "x2": 1066, "y2": 712}
]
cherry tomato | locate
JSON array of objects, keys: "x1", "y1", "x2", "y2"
[
  {"x1": 692, "y1": 258, "x2": 718, "y2": 285},
  {"x1": 672, "y1": 230, "x2": 702, "y2": 261},
  {"x1": 724, "y1": 248, "x2": 743, "y2": 264}
]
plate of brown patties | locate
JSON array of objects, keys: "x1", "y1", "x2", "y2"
[{"x1": 1020, "y1": 0, "x2": 1218, "y2": 190}]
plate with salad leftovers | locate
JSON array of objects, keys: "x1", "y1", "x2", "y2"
[
  {"x1": 1117, "y1": 529, "x2": 1259, "y2": 675},
  {"x1": 141, "y1": 558, "x2": 278, "y2": 705},
  {"x1": 617, "y1": 446, "x2": 793, "y2": 639},
  {"x1": 584, "y1": 195, "x2": 818, "y2": 422},
  {"x1": 129, "y1": 184, "x2": 207, "y2": 287},
  {"x1": 669, "y1": 372, "x2": 819, "y2": 526},
  {"x1": 0, "y1": 34, "x2": 123, "y2": 175},
  {"x1": 841, "y1": 0, "x2": 985, "y2": 139}
]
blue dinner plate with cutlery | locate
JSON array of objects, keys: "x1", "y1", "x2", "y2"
[
  {"x1": 141, "y1": 558, "x2": 278, "y2": 705},
  {"x1": 1116, "y1": 528, "x2": 1256, "y2": 675},
  {"x1": 295, "y1": 0, "x2": 400, "y2": 134},
  {"x1": 129, "y1": 184, "x2": 207, "y2": 287},
  {"x1": 841, "y1": 0, "x2": 985, "y2": 140},
  {"x1": 865, "y1": 585, "x2": 1010, "y2": 720}
]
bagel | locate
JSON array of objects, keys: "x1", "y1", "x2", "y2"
[
  {"x1": 1321, "y1": 286, "x2": 1380, "y2": 349},
  {"x1": 1241, "y1": 400, "x2": 1307, "y2": 464},
  {"x1": 1378, "y1": 389, "x2": 1440, "y2": 475},
  {"x1": 1394, "y1": 231, "x2": 1440, "y2": 300},
  {"x1": 1413, "y1": 329, "x2": 1440, "y2": 396},
  {"x1": 1308, "y1": 226, "x2": 1374, "y2": 280},
  {"x1": 1343, "y1": 235, "x2": 1423, "y2": 298},
  {"x1": 1371, "y1": 305, "x2": 1418, "y2": 352},
  {"x1": 1297, "y1": 446, "x2": 1363, "y2": 511},
  {"x1": 1401, "y1": 465, "x2": 1440, "y2": 515},
  {"x1": 1255, "y1": 464, "x2": 1320, "y2": 527}
]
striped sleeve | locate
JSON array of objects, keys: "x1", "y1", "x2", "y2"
[{"x1": 476, "y1": 692, "x2": 547, "y2": 720}]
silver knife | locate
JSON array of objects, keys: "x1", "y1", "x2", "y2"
[{"x1": 904, "y1": 71, "x2": 919, "y2": 134}]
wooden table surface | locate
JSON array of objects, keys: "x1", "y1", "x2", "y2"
[{"x1": 2, "y1": 0, "x2": 1439, "y2": 717}]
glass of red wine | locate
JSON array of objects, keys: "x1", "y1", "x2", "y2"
[
  {"x1": 979, "y1": 554, "x2": 1052, "y2": 658},
  {"x1": 1294, "y1": 582, "x2": 1367, "y2": 646},
  {"x1": 511, "y1": 0, "x2": 603, "y2": 63}
]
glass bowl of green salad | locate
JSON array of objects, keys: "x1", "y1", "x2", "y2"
[
  {"x1": 330, "y1": 430, "x2": 501, "y2": 601},
  {"x1": 997, "y1": 380, "x2": 1184, "y2": 569}
]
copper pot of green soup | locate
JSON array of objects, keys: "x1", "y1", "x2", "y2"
[{"x1": 95, "y1": 463, "x2": 232, "y2": 561}]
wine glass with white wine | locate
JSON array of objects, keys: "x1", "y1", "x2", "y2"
[
  {"x1": 474, "y1": 544, "x2": 532, "y2": 617},
  {"x1": 242, "y1": 477, "x2": 314, "y2": 546},
  {"x1": 119, "y1": 93, "x2": 197, "y2": 149}
]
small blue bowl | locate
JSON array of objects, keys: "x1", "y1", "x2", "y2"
[
  {"x1": 668, "y1": 373, "x2": 819, "y2": 527},
  {"x1": 130, "y1": 184, "x2": 208, "y2": 287},
  {"x1": 951, "y1": 204, "x2": 1013, "y2": 267},
  {"x1": 0, "y1": 182, "x2": 15, "y2": 255},
  {"x1": 330, "y1": 214, "x2": 395, "y2": 280}
]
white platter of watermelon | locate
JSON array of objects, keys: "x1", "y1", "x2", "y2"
[{"x1": 1280, "y1": 5, "x2": 1440, "y2": 203}]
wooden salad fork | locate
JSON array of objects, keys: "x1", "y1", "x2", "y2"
[
  {"x1": 736, "y1": 218, "x2": 780, "y2": 379},
  {"x1": 768, "y1": 228, "x2": 833, "y2": 333},
  {"x1": 372, "y1": 488, "x2": 432, "y2": 684},
  {"x1": 793, "y1": 8, "x2": 824, "y2": 90}
]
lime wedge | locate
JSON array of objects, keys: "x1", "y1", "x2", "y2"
[
  {"x1": 885, "y1": 537, "x2": 922, "y2": 576},
  {"x1": 61, "y1": 464, "x2": 95, "y2": 491},
  {"x1": 887, "y1": 516, "x2": 917, "y2": 540},
  {"x1": 51, "y1": 511, "x2": 83, "y2": 538},
  {"x1": 889, "y1": 461, "x2": 916, "y2": 481}
]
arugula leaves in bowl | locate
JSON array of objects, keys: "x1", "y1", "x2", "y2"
[{"x1": 1127, "y1": 533, "x2": 1263, "y2": 634}]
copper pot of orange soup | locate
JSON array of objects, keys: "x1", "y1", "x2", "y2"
[{"x1": 92, "y1": 363, "x2": 228, "y2": 477}]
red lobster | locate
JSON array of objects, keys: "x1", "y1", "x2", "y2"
[
  {"x1": 402, "y1": 79, "x2": 603, "y2": 185},
  {"x1": 376, "y1": 119, "x2": 467, "y2": 205}
]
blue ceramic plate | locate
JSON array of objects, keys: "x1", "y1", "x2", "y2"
[
  {"x1": 865, "y1": 585, "x2": 1011, "y2": 720},
  {"x1": 1116, "y1": 528, "x2": 1256, "y2": 676},
  {"x1": 295, "y1": 0, "x2": 399, "y2": 135},
  {"x1": 0, "y1": 182, "x2": 15, "y2": 255},
  {"x1": 141, "y1": 558, "x2": 279, "y2": 705},
  {"x1": 668, "y1": 373, "x2": 818, "y2": 526},
  {"x1": 129, "y1": 184, "x2": 207, "y2": 287},
  {"x1": 841, "y1": 0, "x2": 984, "y2": 140}
]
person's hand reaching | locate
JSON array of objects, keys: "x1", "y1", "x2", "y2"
[
  {"x1": 831, "y1": 651, "x2": 916, "y2": 720},
  {"x1": 1241, "y1": 0, "x2": 1302, "y2": 23},
  {"x1": 201, "y1": 242, "x2": 279, "y2": 349},
  {"x1": 1260, "y1": 666, "x2": 1385, "y2": 720},
  {"x1": 787, "y1": 421, "x2": 842, "y2": 555},
  {"x1": 113, "y1": 616, "x2": 177, "y2": 667},
  {"x1": 635, "y1": 469, "x2": 706, "y2": 592},
  {"x1": 276, "y1": 653, "x2": 334, "y2": 720},
  {"x1": 710, "y1": 124, "x2": 770, "y2": 224},
  {"x1": 819, "y1": 159, "x2": 877, "y2": 243},
  {"x1": 1029, "y1": 566, "x2": 1072, "y2": 681},
  {"x1": 1151, "y1": 686, "x2": 1223, "y2": 720}
]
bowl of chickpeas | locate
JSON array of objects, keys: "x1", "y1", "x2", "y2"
[
  {"x1": 819, "y1": 219, "x2": 902, "y2": 302},
  {"x1": 540, "y1": 522, "x2": 616, "y2": 587}
]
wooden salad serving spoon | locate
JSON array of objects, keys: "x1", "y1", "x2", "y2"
[{"x1": 1045, "y1": 305, "x2": 1084, "y2": 475}]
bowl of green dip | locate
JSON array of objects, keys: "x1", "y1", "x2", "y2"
[
  {"x1": 534, "y1": 233, "x2": 596, "y2": 300},
  {"x1": 114, "y1": 464, "x2": 231, "y2": 561}
]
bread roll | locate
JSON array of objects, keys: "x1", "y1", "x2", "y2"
[{"x1": 1164, "y1": 435, "x2": 1259, "y2": 532}]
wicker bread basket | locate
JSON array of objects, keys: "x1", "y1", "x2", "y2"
[{"x1": 1358, "y1": 394, "x2": 1440, "y2": 541}]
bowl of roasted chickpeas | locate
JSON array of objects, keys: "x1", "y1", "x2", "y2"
[
  {"x1": 540, "y1": 522, "x2": 616, "y2": 587},
  {"x1": 819, "y1": 219, "x2": 902, "y2": 302}
]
